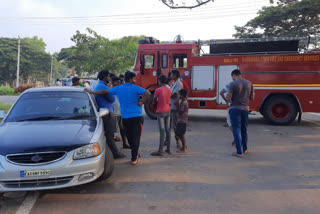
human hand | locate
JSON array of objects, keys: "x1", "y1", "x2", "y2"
[
  {"x1": 84, "y1": 88, "x2": 91, "y2": 93},
  {"x1": 137, "y1": 101, "x2": 144, "y2": 107}
]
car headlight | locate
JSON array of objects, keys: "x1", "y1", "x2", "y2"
[{"x1": 73, "y1": 143, "x2": 101, "y2": 160}]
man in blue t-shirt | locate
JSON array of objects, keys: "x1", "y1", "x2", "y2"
[
  {"x1": 94, "y1": 70, "x2": 125, "y2": 159},
  {"x1": 85, "y1": 71, "x2": 151, "y2": 165}
]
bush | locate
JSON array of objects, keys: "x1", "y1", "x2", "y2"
[{"x1": 0, "y1": 87, "x2": 15, "y2": 95}]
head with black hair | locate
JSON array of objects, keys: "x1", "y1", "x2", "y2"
[
  {"x1": 171, "y1": 69, "x2": 180, "y2": 81},
  {"x1": 157, "y1": 75, "x2": 167, "y2": 86},
  {"x1": 97, "y1": 69, "x2": 110, "y2": 83},
  {"x1": 109, "y1": 73, "x2": 116, "y2": 79},
  {"x1": 119, "y1": 74, "x2": 125, "y2": 83},
  {"x1": 72, "y1": 77, "x2": 80, "y2": 86},
  {"x1": 179, "y1": 89, "x2": 187, "y2": 99},
  {"x1": 231, "y1": 69, "x2": 241, "y2": 81},
  {"x1": 111, "y1": 76, "x2": 121, "y2": 86},
  {"x1": 124, "y1": 71, "x2": 137, "y2": 84}
]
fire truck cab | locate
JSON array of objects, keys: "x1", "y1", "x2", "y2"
[{"x1": 132, "y1": 36, "x2": 320, "y2": 125}]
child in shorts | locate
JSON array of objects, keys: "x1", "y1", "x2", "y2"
[{"x1": 175, "y1": 89, "x2": 188, "y2": 153}]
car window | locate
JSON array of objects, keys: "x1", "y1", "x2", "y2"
[{"x1": 6, "y1": 92, "x2": 95, "y2": 122}]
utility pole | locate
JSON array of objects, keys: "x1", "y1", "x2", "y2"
[
  {"x1": 50, "y1": 55, "x2": 53, "y2": 86},
  {"x1": 16, "y1": 37, "x2": 21, "y2": 87}
]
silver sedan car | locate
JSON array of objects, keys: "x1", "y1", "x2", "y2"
[{"x1": 0, "y1": 87, "x2": 114, "y2": 192}]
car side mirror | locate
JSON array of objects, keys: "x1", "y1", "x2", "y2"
[
  {"x1": 0, "y1": 111, "x2": 6, "y2": 120},
  {"x1": 98, "y1": 108, "x2": 109, "y2": 118}
]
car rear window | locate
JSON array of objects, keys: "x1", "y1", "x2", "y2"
[{"x1": 6, "y1": 92, "x2": 95, "y2": 122}]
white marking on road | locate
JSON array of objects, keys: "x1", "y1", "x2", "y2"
[{"x1": 15, "y1": 192, "x2": 39, "y2": 214}]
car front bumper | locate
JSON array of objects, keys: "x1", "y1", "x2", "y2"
[{"x1": 0, "y1": 150, "x2": 105, "y2": 192}]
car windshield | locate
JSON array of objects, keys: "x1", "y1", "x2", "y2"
[{"x1": 6, "y1": 91, "x2": 95, "y2": 122}]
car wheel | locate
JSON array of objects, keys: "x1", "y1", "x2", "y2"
[{"x1": 100, "y1": 145, "x2": 114, "y2": 180}]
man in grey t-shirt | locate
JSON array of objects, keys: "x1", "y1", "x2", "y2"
[
  {"x1": 226, "y1": 69, "x2": 254, "y2": 158},
  {"x1": 169, "y1": 70, "x2": 183, "y2": 148}
]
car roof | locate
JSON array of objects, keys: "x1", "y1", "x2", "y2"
[{"x1": 24, "y1": 87, "x2": 86, "y2": 93}]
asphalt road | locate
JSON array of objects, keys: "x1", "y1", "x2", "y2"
[
  {"x1": 0, "y1": 96, "x2": 18, "y2": 105},
  {"x1": 1, "y1": 97, "x2": 320, "y2": 214}
]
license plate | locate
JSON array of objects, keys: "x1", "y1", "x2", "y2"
[{"x1": 20, "y1": 170, "x2": 51, "y2": 177}]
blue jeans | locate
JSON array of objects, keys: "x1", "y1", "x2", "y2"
[
  {"x1": 229, "y1": 108, "x2": 249, "y2": 155},
  {"x1": 157, "y1": 112, "x2": 171, "y2": 152}
]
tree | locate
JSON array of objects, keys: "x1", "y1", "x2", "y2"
[
  {"x1": 160, "y1": 0, "x2": 213, "y2": 9},
  {"x1": 160, "y1": 0, "x2": 275, "y2": 9},
  {"x1": 58, "y1": 28, "x2": 144, "y2": 75},
  {"x1": 0, "y1": 37, "x2": 52, "y2": 86},
  {"x1": 233, "y1": 0, "x2": 320, "y2": 45}
]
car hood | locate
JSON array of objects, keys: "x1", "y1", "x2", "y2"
[{"x1": 0, "y1": 120, "x2": 97, "y2": 155}]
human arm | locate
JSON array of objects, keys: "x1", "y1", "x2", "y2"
[
  {"x1": 226, "y1": 93, "x2": 232, "y2": 102},
  {"x1": 84, "y1": 88, "x2": 109, "y2": 96},
  {"x1": 137, "y1": 90, "x2": 151, "y2": 107},
  {"x1": 220, "y1": 90, "x2": 228, "y2": 103},
  {"x1": 250, "y1": 84, "x2": 255, "y2": 101}
]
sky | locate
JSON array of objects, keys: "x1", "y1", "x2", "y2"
[{"x1": 0, "y1": 0, "x2": 271, "y2": 53}]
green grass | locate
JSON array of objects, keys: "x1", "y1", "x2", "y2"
[
  {"x1": 0, "y1": 87, "x2": 15, "y2": 95},
  {"x1": 0, "y1": 102, "x2": 11, "y2": 122}
]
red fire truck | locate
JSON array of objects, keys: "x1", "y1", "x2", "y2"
[{"x1": 132, "y1": 36, "x2": 320, "y2": 125}]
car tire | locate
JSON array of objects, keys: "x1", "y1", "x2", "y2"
[
  {"x1": 262, "y1": 95, "x2": 298, "y2": 125},
  {"x1": 100, "y1": 145, "x2": 114, "y2": 180}
]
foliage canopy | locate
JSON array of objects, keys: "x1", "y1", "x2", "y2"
[{"x1": 233, "y1": 0, "x2": 320, "y2": 42}]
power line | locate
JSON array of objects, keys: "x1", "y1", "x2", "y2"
[
  {"x1": 0, "y1": 0, "x2": 268, "y2": 21},
  {"x1": 0, "y1": 8, "x2": 263, "y2": 25},
  {"x1": 0, "y1": 10, "x2": 261, "y2": 26}
]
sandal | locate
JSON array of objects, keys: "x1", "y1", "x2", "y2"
[
  {"x1": 165, "y1": 149, "x2": 172, "y2": 155},
  {"x1": 151, "y1": 151, "x2": 164, "y2": 156},
  {"x1": 244, "y1": 150, "x2": 249, "y2": 154}
]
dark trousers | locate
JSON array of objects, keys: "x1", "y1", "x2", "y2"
[
  {"x1": 122, "y1": 116, "x2": 144, "y2": 161},
  {"x1": 229, "y1": 108, "x2": 249, "y2": 155},
  {"x1": 102, "y1": 114, "x2": 121, "y2": 158}
]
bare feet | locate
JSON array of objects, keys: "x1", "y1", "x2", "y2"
[
  {"x1": 232, "y1": 152, "x2": 243, "y2": 158},
  {"x1": 177, "y1": 148, "x2": 187, "y2": 153},
  {"x1": 244, "y1": 150, "x2": 249, "y2": 154},
  {"x1": 131, "y1": 155, "x2": 141, "y2": 165},
  {"x1": 131, "y1": 160, "x2": 138, "y2": 165}
]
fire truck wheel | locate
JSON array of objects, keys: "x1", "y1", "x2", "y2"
[
  {"x1": 144, "y1": 93, "x2": 157, "y2": 120},
  {"x1": 262, "y1": 95, "x2": 298, "y2": 125}
]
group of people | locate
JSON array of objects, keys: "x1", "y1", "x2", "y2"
[
  {"x1": 151, "y1": 69, "x2": 189, "y2": 156},
  {"x1": 84, "y1": 69, "x2": 191, "y2": 165},
  {"x1": 54, "y1": 77, "x2": 91, "y2": 88},
  {"x1": 84, "y1": 68, "x2": 254, "y2": 165},
  {"x1": 85, "y1": 71, "x2": 150, "y2": 165}
]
